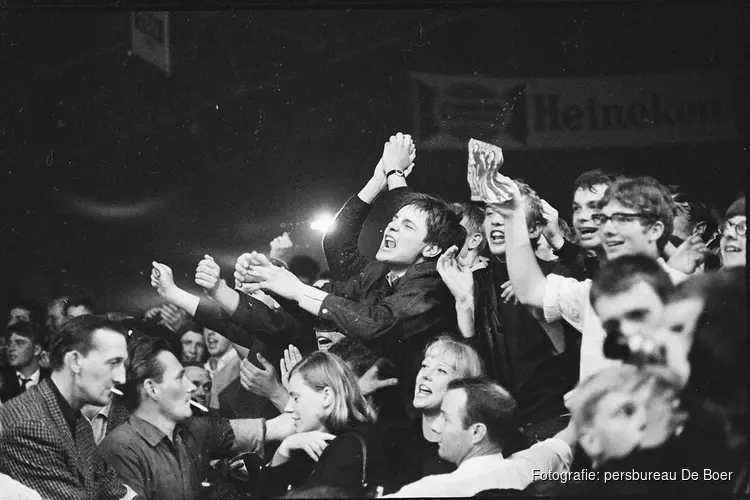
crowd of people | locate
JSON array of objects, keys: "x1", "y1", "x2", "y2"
[{"x1": 0, "y1": 132, "x2": 745, "y2": 499}]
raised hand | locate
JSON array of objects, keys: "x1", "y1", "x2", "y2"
[
  {"x1": 500, "y1": 280, "x2": 518, "y2": 305},
  {"x1": 436, "y1": 245, "x2": 474, "y2": 302},
  {"x1": 278, "y1": 431, "x2": 336, "y2": 462},
  {"x1": 234, "y1": 252, "x2": 274, "y2": 286},
  {"x1": 150, "y1": 261, "x2": 178, "y2": 298},
  {"x1": 195, "y1": 254, "x2": 223, "y2": 295},
  {"x1": 239, "y1": 353, "x2": 285, "y2": 400},
  {"x1": 358, "y1": 360, "x2": 399, "y2": 396},
  {"x1": 667, "y1": 235, "x2": 710, "y2": 274},
  {"x1": 244, "y1": 262, "x2": 304, "y2": 301},
  {"x1": 269, "y1": 232, "x2": 293, "y2": 262},
  {"x1": 540, "y1": 199, "x2": 564, "y2": 249},
  {"x1": 483, "y1": 173, "x2": 523, "y2": 217},
  {"x1": 381, "y1": 132, "x2": 416, "y2": 176},
  {"x1": 280, "y1": 344, "x2": 303, "y2": 390}
]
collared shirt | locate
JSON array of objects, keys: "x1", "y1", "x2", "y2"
[
  {"x1": 48, "y1": 378, "x2": 80, "y2": 438},
  {"x1": 99, "y1": 414, "x2": 236, "y2": 500},
  {"x1": 385, "y1": 438, "x2": 572, "y2": 497},
  {"x1": 82, "y1": 402, "x2": 112, "y2": 445},
  {"x1": 204, "y1": 347, "x2": 239, "y2": 379},
  {"x1": 543, "y1": 257, "x2": 687, "y2": 380},
  {"x1": 16, "y1": 369, "x2": 40, "y2": 390}
]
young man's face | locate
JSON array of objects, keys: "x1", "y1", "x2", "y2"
[
  {"x1": 180, "y1": 330, "x2": 206, "y2": 363},
  {"x1": 185, "y1": 366, "x2": 212, "y2": 407},
  {"x1": 572, "y1": 184, "x2": 608, "y2": 250},
  {"x1": 483, "y1": 205, "x2": 507, "y2": 256},
  {"x1": 720, "y1": 215, "x2": 746, "y2": 268},
  {"x1": 599, "y1": 200, "x2": 662, "y2": 260},
  {"x1": 376, "y1": 205, "x2": 435, "y2": 269},
  {"x1": 46, "y1": 302, "x2": 67, "y2": 333},
  {"x1": 432, "y1": 388, "x2": 475, "y2": 466},
  {"x1": 7, "y1": 307, "x2": 31, "y2": 328},
  {"x1": 77, "y1": 328, "x2": 128, "y2": 407},
  {"x1": 7, "y1": 333, "x2": 41, "y2": 369},
  {"x1": 151, "y1": 351, "x2": 196, "y2": 422},
  {"x1": 594, "y1": 281, "x2": 665, "y2": 341},
  {"x1": 204, "y1": 328, "x2": 231, "y2": 357}
]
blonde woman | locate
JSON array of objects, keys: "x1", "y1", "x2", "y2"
[{"x1": 258, "y1": 351, "x2": 392, "y2": 496}]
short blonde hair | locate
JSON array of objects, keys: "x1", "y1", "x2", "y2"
[
  {"x1": 290, "y1": 351, "x2": 377, "y2": 433},
  {"x1": 423, "y1": 336, "x2": 485, "y2": 378},
  {"x1": 571, "y1": 365, "x2": 683, "y2": 441}
]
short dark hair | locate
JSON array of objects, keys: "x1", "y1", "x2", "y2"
[
  {"x1": 6, "y1": 321, "x2": 43, "y2": 345},
  {"x1": 670, "y1": 188, "x2": 721, "y2": 244},
  {"x1": 599, "y1": 176, "x2": 675, "y2": 252},
  {"x1": 65, "y1": 295, "x2": 96, "y2": 316},
  {"x1": 327, "y1": 338, "x2": 379, "y2": 378},
  {"x1": 177, "y1": 320, "x2": 204, "y2": 337},
  {"x1": 398, "y1": 192, "x2": 466, "y2": 257},
  {"x1": 452, "y1": 202, "x2": 487, "y2": 254},
  {"x1": 122, "y1": 336, "x2": 172, "y2": 411},
  {"x1": 48, "y1": 315, "x2": 128, "y2": 372},
  {"x1": 573, "y1": 169, "x2": 622, "y2": 193},
  {"x1": 446, "y1": 377, "x2": 519, "y2": 448},
  {"x1": 590, "y1": 254, "x2": 673, "y2": 308},
  {"x1": 8, "y1": 298, "x2": 43, "y2": 326}
]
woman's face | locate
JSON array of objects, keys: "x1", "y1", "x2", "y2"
[
  {"x1": 285, "y1": 373, "x2": 329, "y2": 433},
  {"x1": 413, "y1": 351, "x2": 459, "y2": 412}
]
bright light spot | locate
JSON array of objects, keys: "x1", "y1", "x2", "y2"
[{"x1": 310, "y1": 213, "x2": 335, "y2": 233}]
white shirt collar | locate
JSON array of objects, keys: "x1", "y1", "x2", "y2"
[
  {"x1": 16, "y1": 368, "x2": 41, "y2": 385},
  {"x1": 205, "y1": 347, "x2": 239, "y2": 377}
]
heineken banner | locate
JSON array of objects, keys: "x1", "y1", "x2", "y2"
[{"x1": 411, "y1": 72, "x2": 741, "y2": 150}]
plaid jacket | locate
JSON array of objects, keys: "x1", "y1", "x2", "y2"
[{"x1": 0, "y1": 378, "x2": 128, "y2": 500}]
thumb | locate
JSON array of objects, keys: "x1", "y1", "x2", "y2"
[
  {"x1": 204, "y1": 254, "x2": 215, "y2": 261},
  {"x1": 376, "y1": 377, "x2": 399, "y2": 389},
  {"x1": 256, "y1": 352, "x2": 273, "y2": 370}
]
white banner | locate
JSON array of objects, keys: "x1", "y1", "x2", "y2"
[
  {"x1": 131, "y1": 12, "x2": 171, "y2": 77},
  {"x1": 411, "y1": 72, "x2": 741, "y2": 150}
]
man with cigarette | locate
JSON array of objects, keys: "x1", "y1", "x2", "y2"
[
  {"x1": 99, "y1": 336, "x2": 295, "y2": 500},
  {"x1": 0, "y1": 315, "x2": 137, "y2": 499}
]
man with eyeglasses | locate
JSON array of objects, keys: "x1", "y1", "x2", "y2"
[
  {"x1": 486, "y1": 175, "x2": 687, "y2": 384},
  {"x1": 720, "y1": 196, "x2": 745, "y2": 268}
]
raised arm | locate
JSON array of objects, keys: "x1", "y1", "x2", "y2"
[
  {"x1": 488, "y1": 175, "x2": 548, "y2": 308},
  {"x1": 436, "y1": 246, "x2": 476, "y2": 339}
]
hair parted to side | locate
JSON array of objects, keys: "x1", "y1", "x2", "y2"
[
  {"x1": 423, "y1": 335, "x2": 485, "y2": 379},
  {"x1": 599, "y1": 176, "x2": 676, "y2": 252},
  {"x1": 573, "y1": 169, "x2": 623, "y2": 193},
  {"x1": 6, "y1": 321, "x2": 43, "y2": 345},
  {"x1": 446, "y1": 377, "x2": 518, "y2": 448},
  {"x1": 398, "y1": 192, "x2": 467, "y2": 257},
  {"x1": 122, "y1": 336, "x2": 172, "y2": 411},
  {"x1": 48, "y1": 315, "x2": 128, "y2": 372},
  {"x1": 289, "y1": 351, "x2": 377, "y2": 433},
  {"x1": 590, "y1": 253, "x2": 674, "y2": 308}
]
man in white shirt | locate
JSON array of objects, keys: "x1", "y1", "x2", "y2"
[
  {"x1": 490, "y1": 175, "x2": 686, "y2": 381},
  {"x1": 2, "y1": 322, "x2": 49, "y2": 402},
  {"x1": 203, "y1": 327, "x2": 240, "y2": 410},
  {"x1": 386, "y1": 378, "x2": 574, "y2": 497}
]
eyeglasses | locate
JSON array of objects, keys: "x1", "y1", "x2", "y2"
[
  {"x1": 721, "y1": 220, "x2": 747, "y2": 237},
  {"x1": 591, "y1": 212, "x2": 655, "y2": 226}
]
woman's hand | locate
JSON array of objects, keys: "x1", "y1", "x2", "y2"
[{"x1": 273, "y1": 431, "x2": 336, "y2": 465}]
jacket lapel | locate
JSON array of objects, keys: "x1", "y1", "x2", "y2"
[{"x1": 38, "y1": 379, "x2": 90, "y2": 488}]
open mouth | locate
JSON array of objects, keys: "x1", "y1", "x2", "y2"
[
  {"x1": 488, "y1": 230, "x2": 505, "y2": 244},
  {"x1": 604, "y1": 240, "x2": 624, "y2": 249},
  {"x1": 578, "y1": 227, "x2": 598, "y2": 238},
  {"x1": 415, "y1": 384, "x2": 432, "y2": 397},
  {"x1": 382, "y1": 235, "x2": 397, "y2": 249},
  {"x1": 723, "y1": 245, "x2": 742, "y2": 253}
]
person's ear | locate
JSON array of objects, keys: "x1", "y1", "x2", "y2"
[
  {"x1": 422, "y1": 244, "x2": 441, "y2": 259},
  {"x1": 144, "y1": 379, "x2": 159, "y2": 401},
  {"x1": 468, "y1": 233, "x2": 483, "y2": 251},
  {"x1": 67, "y1": 351, "x2": 83, "y2": 374},
  {"x1": 528, "y1": 223, "x2": 543, "y2": 240},
  {"x1": 578, "y1": 428, "x2": 601, "y2": 459},
  {"x1": 470, "y1": 422, "x2": 487, "y2": 444},
  {"x1": 33, "y1": 344, "x2": 43, "y2": 357},
  {"x1": 646, "y1": 220, "x2": 665, "y2": 244},
  {"x1": 322, "y1": 386, "x2": 334, "y2": 408}
]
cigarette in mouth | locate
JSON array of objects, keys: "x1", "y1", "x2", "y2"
[
  {"x1": 110, "y1": 388, "x2": 124, "y2": 396},
  {"x1": 190, "y1": 400, "x2": 209, "y2": 412}
]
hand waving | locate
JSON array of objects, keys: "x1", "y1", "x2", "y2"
[
  {"x1": 279, "y1": 344, "x2": 303, "y2": 390},
  {"x1": 195, "y1": 254, "x2": 223, "y2": 296},
  {"x1": 436, "y1": 245, "x2": 474, "y2": 302},
  {"x1": 150, "y1": 261, "x2": 177, "y2": 298}
]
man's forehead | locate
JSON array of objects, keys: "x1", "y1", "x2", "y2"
[
  {"x1": 185, "y1": 365, "x2": 209, "y2": 380},
  {"x1": 575, "y1": 184, "x2": 609, "y2": 199},
  {"x1": 397, "y1": 204, "x2": 427, "y2": 220}
]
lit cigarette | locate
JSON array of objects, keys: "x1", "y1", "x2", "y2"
[
  {"x1": 190, "y1": 400, "x2": 209, "y2": 413},
  {"x1": 110, "y1": 388, "x2": 124, "y2": 396}
]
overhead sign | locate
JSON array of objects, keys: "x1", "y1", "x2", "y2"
[
  {"x1": 411, "y1": 72, "x2": 740, "y2": 150},
  {"x1": 131, "y1": 12, "x2": 171, "y2": 77}
]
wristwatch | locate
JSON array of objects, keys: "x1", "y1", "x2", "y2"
[{"x1": 386, "y1": 169, "x2": 405, "y2": 179}]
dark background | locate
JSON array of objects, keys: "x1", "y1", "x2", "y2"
[{"x1": 0, "y1": 5, "x2": 745, "y2": 316}]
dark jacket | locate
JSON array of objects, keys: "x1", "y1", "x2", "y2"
[
  {"x1": 472, "y1": 257, "x2": 579, "y2": 426},
  {"x1": 555, "y1": 239, "x2": 600, "y2": 281},
  {"x1": 319, "y1": 192, "x2": 459, "y2": 412},
  {"x1": 259, "y1": 424, "x2": 393, "y2": 496},
  {"x1": 0, "y1": 365, "x2": 51, "y2": 403}
]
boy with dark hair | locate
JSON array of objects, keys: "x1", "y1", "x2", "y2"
[{"x1": 0, "y1": 322, "x2": 50, "y2": 402}]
